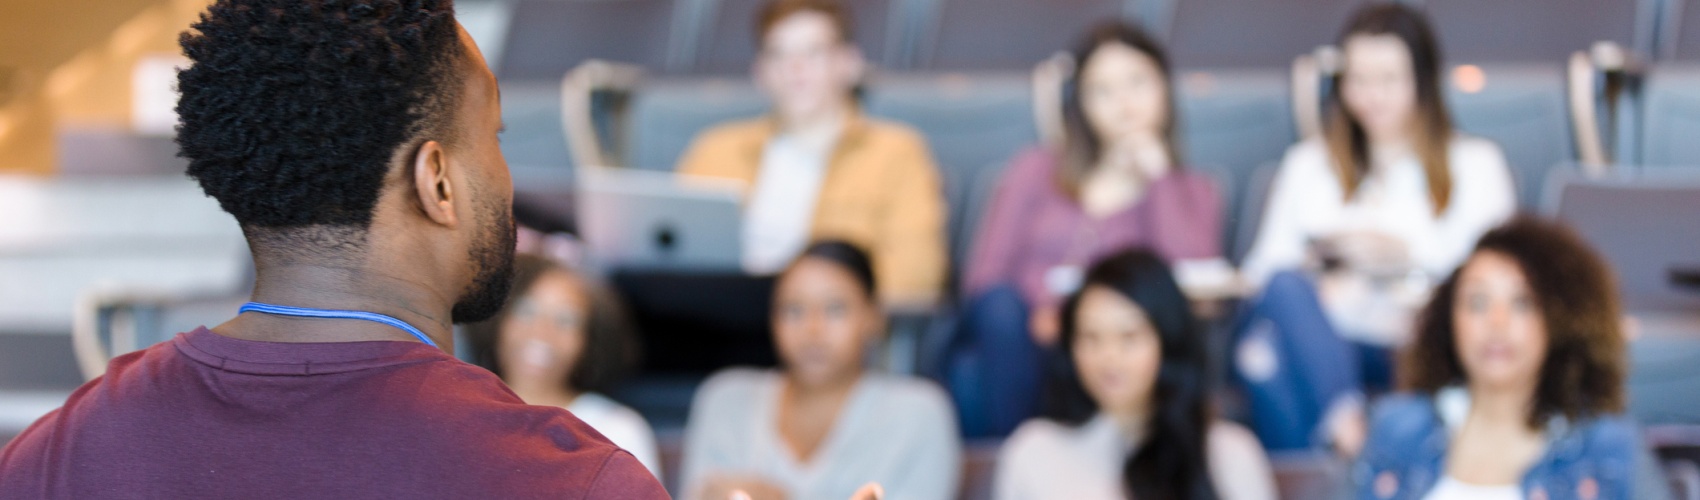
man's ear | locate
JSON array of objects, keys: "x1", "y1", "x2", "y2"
[{"x1": 411, "y1": 139, "x2": 459, "y2": 228}]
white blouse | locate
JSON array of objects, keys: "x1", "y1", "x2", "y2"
[
  {"x1": 1241, "y1": 135, "x2": 1517, "y2": 286},
  {"x1": 993, "y1": 415, "x2": 1276, "y2": 500},
  {"x1": 567, "y1": 392, "x2": 663, "y2": 480}
]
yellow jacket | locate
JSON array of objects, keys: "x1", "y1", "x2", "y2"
[{"x1": 676, "y1": 115, "x2": 947, "y2": 306}]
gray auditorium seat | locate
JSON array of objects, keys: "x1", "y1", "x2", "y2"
[
  {"x1": 55, "y1": 129, "x2": 187, "y2": 176},
  {"x1": 1548, "y1": 170, "x2": 1700, "y2": 425},
  {"x1": 1231, "y1": 162, "x2": 1281, "y2": 265},
  {"x1": 1641, "y1": 65, "x2": 1700, "y2": 167},
  {"x1": 624, "y1": 78, "x2": 769, "y2": 170},
  {"x1": 914, "y1": 0, "x2": 1126, "y2": 70},
  {"x1": 1174, "y1": 69, "x2": 1294, "y2": 251},
  {"x1": 1666, "y1": 0, "x2": 1700, "y2": 61},
  {"x1": 1547, "y1": 169, "x2": 1700, "y2": 313},
  {"x1": 1447, "y1": 64, "x2": 1574, "y2": 208},
  {"x1": 1417, "y1": 0, "x2": 1656, "y2": 63},
  {"x1": 498, "y1": 0, "x2": 685, "y2": 80},
  {"x1": 690, "y1": 0, "x2": 897, "y2": 73},
  {"x1": 497, "y1": 79, "x2": 576, "y2": 168},
  {"x1": 864, "y1": 72, "x2": 1038, "y2": 182},
  {"x1": 1162, "y1": 0, "x2": 1362, "y2": 69},
  {"x1": 947, "y1": 159, "x2": 1013, "y2": 291}
]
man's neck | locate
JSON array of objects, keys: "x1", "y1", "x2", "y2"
[
  {"x1": 213, "y1": 263, "x2": 456, "y2": 351},
  {"x1": 777, "y1": 101, "x2": 851, "y2": 144}
]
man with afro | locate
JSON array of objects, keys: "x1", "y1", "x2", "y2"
[{"x1": 0, "y1": 0, "x2": 666, "y2": 497}]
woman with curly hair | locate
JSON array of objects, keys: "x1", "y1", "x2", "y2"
[{"x1": 1355, "y1": 217, "x2": 1669, "y2": 500}]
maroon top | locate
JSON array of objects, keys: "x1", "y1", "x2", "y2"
[
  {"x1": 0, "y1": 327, "x2": 667, "y2": 499},
  {"x1": 963, "y1": 147, "x2": 1223, "y2": 309}
]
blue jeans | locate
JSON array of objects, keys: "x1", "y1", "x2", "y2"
[
  {"x1": 1236, "y1": 271, "x2": 1391, "y2": 451},
  {"x1": 944, "y1": 286, "x2": 1045, "y2": 438}
]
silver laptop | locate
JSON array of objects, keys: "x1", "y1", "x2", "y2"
[{"x1": 574, "y1": 166, "x2": 745, "y2": 272}]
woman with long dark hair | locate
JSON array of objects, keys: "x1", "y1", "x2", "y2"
[
  {"x1": 1235, "y1": 3, "x2": 1516, "y2": 454},
  {"x1": 952, "y1": 20, "x2": 1224, "y2": 438},
  {"x1": 995, "y1": 249, "x2": 1272, "y2": 500}
]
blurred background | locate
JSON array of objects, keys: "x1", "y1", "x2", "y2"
[{"x1": 2, "y1": 0, "x2": 1699, "y2": 497}]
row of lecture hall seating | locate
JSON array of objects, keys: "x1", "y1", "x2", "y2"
[
  {"x1": 491, "y1": 0, "x2": 1671, "y2": 78},
  {"x1": 7, "y1": 0, "x2": 1700, "y2": 497},
  {"x1": 10, "y1": 169, "x2": 1698, "y2": 499}
]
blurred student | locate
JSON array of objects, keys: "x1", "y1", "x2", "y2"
[
  {"x1": 1356, "y1": 217, "x2": 1670, "y2": 500},
  {"x1": 952, "y1": 21, "x2": 1223, "y2": 437},
  {"x1": 466, "y1": 254, "x2": 661, "y2": 478},
  {"x1": 0, "y1": 0, "x2": 665, "y2": 497},
  {"x1": 1235, "y1": 3, "x2": 1515, "y2": 453},
  {"x1": 682, "y1": 241, "x2": 961, "y2": 500},
  {"x1": 995, "y1": 249, "x2": 1273, "y2": 500},
  {"x1": 676, "y1": 0, "x2": 948, "y2": 307}
]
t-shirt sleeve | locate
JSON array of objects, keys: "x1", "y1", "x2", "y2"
[{"x1": 584, "y1": 450, "x2": 670, "y2": 499}]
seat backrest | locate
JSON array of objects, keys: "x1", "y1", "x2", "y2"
[
  {"x1": 947, "y1": 159, "x2": 1015, "y2": 293},
  {"x1": 625, "y1": 78, "x2": 770, "y2": 171},
  {"x1": 1642, "y1": 65, "x2": 1700, "y2": 167},
  {"x1": 864, "y1": 72, "x2": 1038, "y2": 182},
  {"x1": 1174, "y1": 68, "x2": 1295, "y2": 252},
  {"x1": 497, "y1": 79, "x2": 576, "y2": 168},
  {"x1": 1418, "y1": 0, "x2": 1650, "y2": 63},
  {"x1": 1446, "y1": 64, "x2": 1573, "y2": 208},
  {"x1": 1672, "y1": 0, "x2": 1700, "y2": 62},
  {"x1": 691, "y1": 0, "x2": 896, "y2": 73},
  {"x1": 0, "y1": 177, "x2": 247, "y2": 337},
  {"x1": 1163, "y1": 0, "x2": 1362, "y2": 69},
  {"x1": 498, "y1": 0, "x2": 681, "y2": 80},
  {"x1": 1231, "y1": 162, "x2": 1282, "y2": 265},
  {"x1": 1548, "y1": 170, "x2": 1700, "y2": 313},
  {"x1": 916, "y1": 0, "x2": 1124, "y2": 70},
  {"x1": 55, "y1": 129, "x2": 187, "y2": 176}
]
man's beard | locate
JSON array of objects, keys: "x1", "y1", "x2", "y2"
[{"x1": 451, "y1": 193, "x2": 517, "y2": 324}]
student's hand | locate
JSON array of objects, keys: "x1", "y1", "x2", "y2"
[
  {"x1": 1030, "y1": 305, "x2": 1061, "y2": 346},
  {"x1": 702, "y1": 475, "x2": 787, "y2": 500},
  {"x1": 848, "y1": 483, "x2": 884, "y2": 500},
  {"x1": 1323, "y1": 230, "x2": 1410, "y2": 275}
]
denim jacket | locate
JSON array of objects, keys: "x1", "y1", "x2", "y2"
[{"x1": 1353, "y1": 390, "x2": 1668, "y2": 500}]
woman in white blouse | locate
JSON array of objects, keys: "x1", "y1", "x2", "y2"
[
  {"x1": 996, "y1": 249, "x2": 1275, "y2": 500},
  {"x1": 465, "y1": 254, "x2": 663, "y2": 478},
  {"x1": 682, "y1": 241, "x2": 962, "y2": 500},
  {"x1": 1235, "y1": 3, "x2": 1515, "y2": 456}
]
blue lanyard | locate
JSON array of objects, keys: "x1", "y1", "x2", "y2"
[{"x1": 237, "y1": 302, "x2": 439, "y2": 348}]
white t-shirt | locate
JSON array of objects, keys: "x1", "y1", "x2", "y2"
[
  {"x1": 993, "y1": 414, "x2": 1276, "y2": 500},
  {"x1": 1422, "y1": 476, "x2": 1522, "y2": 500},
  {"x1": 1241, "y1": 135, "x2": 1517, "y2": 286},
  {"x1": 567, "y1": 392, "x2": 663, "y2": 480},
  {"x1": 680, "y1": 369, "x2": 962, "y2": 500},
  {"x1": 741, "y1": 125, "x2": 839, "y2": 274}
]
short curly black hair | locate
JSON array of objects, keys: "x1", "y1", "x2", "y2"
[{"x1": 176, "y1": 0, "x2": 465, "y2": 230}]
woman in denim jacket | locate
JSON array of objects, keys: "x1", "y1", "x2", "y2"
[{"x1": 1354, "y1": 217, "x2": 1671, "y2": 500}]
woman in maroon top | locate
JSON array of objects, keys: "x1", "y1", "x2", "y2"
[{"x1": 946, "y1": 21, "x2": 1223, "y2": 438}]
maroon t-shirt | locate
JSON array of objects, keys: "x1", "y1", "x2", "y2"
[{"x1": 0, "y1": 327, "x2": 668, "y2": 499}]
